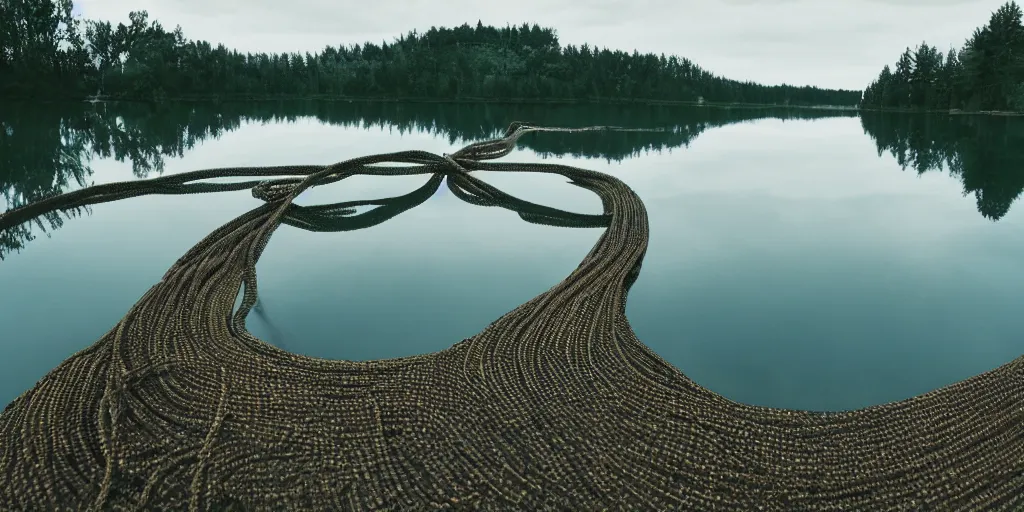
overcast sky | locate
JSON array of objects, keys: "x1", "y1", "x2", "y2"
[{"x1": 73, "y1": 0, "x2": 1010, "y2": 90}]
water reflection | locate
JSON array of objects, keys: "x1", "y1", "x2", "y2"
[
  {"x1": 1, "y1": 101, "x2": 1022, "y2": 411},
  {"x1": 5, "y1": 102, "x2": 1024, "y2": 262},
  {"x1": 1, "y1": 100, "x2": 857, "y2": 258},
  {"x1": 860, "y1": 111, "x2": 1024, "y2": 220}
]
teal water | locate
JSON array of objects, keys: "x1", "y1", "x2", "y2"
[{"x1": 2, "y1": 101, "x2": 1023, "y2": 412}]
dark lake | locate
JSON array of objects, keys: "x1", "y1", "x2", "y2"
[{"x1": 2, "y1": 100, "x2": 1023, "y2": 411}]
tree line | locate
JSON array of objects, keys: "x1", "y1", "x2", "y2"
[
  {"x1": 0, "y1": 0, "x2": 862, "y2": 106},
  {"x1": 860, "y1": 1, "x2": 1024, "y2": 112}
]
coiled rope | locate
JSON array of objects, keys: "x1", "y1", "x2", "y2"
[{"x1": 0, "y1": 123, "x2": 1022, "y2": 511}]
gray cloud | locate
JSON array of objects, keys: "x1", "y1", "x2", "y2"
[{"x1": 75, "y1": 0, "x2": 1009, "y2": 89}]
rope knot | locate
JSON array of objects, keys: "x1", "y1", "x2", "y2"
[
  {"x1": 441, "y1": 153, "x2": 466, "y2": 175},
  {"x1": 252, "y1": 180, "x2": 299, "y2": 203}
]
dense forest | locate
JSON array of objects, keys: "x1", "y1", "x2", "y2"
[
  {"x1": 0, "y1": 0, "x2": 862, "y2": 106},
  {"x1": 0, "y1": 101, "x2": 857, "y2": 258},
  {"x1": 861, "y1": 1, "x2": 1024, "y2": 111}
]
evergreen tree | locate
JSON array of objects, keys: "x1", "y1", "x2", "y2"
[{"x1": 861, "y1": 1, "x2": 1024, "y2": 111}]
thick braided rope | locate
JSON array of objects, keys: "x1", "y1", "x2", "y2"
[{"x1": 0, "y1": 124, "x2": 1022, "y2": 511}]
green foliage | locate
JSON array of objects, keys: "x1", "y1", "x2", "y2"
[
  {"x1": 862, "y1": 1, "x2": 1024, "y2": 111},
  {"x1": 0, "y1": 0, "x2": 91, "y2": 98},
  {"x1": 1, "y1": 1, "x2": 862, "y2": 106}
]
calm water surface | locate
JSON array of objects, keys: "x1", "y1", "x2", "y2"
[{"x1": 2, "y1": 101, "x2": 1022, "y2": 411}]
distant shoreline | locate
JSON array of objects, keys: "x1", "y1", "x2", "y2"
[
  {"x1": 859, "y1": 106, "x2": 1024, "y2": 116},
  {"x1": 8, "y1": 93, "x2": 861, "y2": 111},
  {"x1": 7, "y1": 94, "x2": 1024, "y2": 116}
]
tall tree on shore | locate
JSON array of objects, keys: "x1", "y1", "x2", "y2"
[
  {"x1": 861, "y1": 1, "x2": 1024, "y2": 111},
  {"x1": 0, "y1": 0, "x2": 91, "y2": 97}
]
